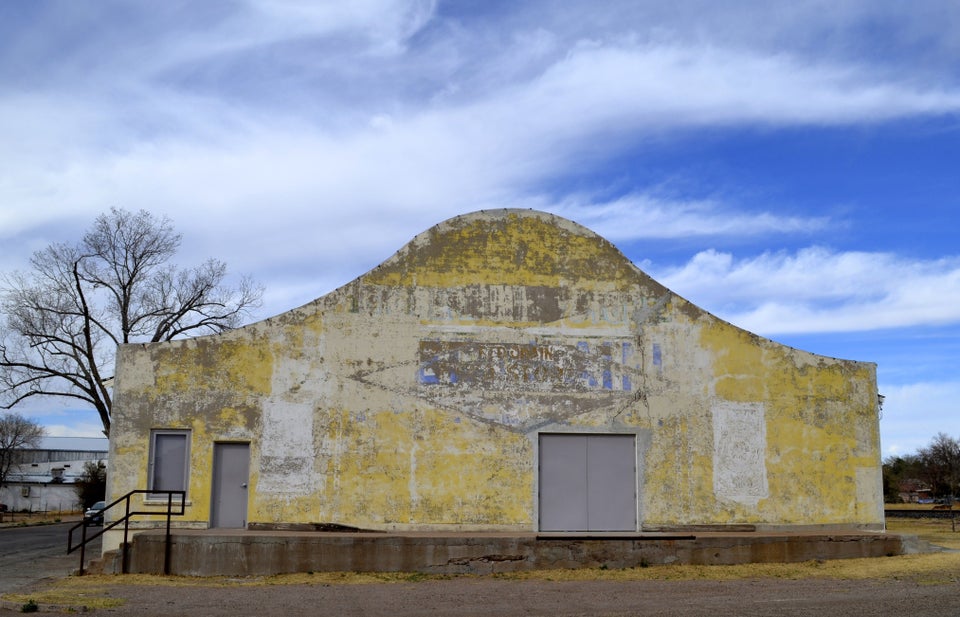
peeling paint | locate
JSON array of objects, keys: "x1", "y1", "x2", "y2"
[{"x1": 106, "y1": 208, "x2": 882, "y2": 549}]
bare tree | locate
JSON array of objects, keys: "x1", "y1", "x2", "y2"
[
  {"x1": 0, "y1": 412, "x2": 45, "y2": 489},
  {"x1": 918, "y1": 432, "x2": 960, "y2": 500},
  {"x1": 1, "y1": 208, "x2": 263, "y2": 435}
]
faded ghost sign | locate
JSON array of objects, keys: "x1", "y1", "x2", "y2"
[{"x1": 417, "y1": 339, "x2": 636, "y2": 393}]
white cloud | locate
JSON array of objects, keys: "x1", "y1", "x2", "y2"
[
  {"x1": 236, "y1": 0, "x2": 436, "y2": 56},
  {"x1": 551, "y1": 194, "x2": 830, "y2": 241},
  {"x1": 41, "y1": 422, "x2": 107, "y2": 439},
  {"x1": 499, "y1": 44, "x2": 960, "y2": 136},
  {"x1": 3, "y1": 0, "x2": 960, "y2": 294},
  {"x1": 654, "y1": 248, "x2": 960, "y2": 335},
  {"x1": 5, "y1": 33, "x2": 959, "y2": 270}
]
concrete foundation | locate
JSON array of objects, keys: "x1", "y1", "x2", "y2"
[{"x1": 109, "y1": 530, "x2": 916, "y2": 577}]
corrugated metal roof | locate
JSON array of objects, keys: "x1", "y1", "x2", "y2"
[{"x1": 36, "y1": 436, "x2": 108, "y2": 452}]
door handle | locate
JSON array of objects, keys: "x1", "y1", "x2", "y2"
[{"x1": 241, "y1": 483, "x2": 247, "y2": 488}]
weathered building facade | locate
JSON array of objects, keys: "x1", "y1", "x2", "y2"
[{"x1": 107, "y1": 209, "x2": 883, "y2": 538}]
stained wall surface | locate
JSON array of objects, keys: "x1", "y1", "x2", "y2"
[{"x1": 107, "y1": 209, "x2": 883, "y2": 539}]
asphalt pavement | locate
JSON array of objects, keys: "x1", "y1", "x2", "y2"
[{"x1": 0, "y1": 522, "x2": 100, "y2": 595}]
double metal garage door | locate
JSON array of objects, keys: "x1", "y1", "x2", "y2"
[{"x1": 539, "y1": 433, "x2": 637, "y2": 532}]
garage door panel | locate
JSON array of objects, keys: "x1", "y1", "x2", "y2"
[
  {"x1": 539, "y1": 434, "x2": 588, "y2": 531},
  {"x1": 539, "y1": 433, "x2": 636, "y2": 532},
  {"x1": 586, "y1": 435, "x2": 636, "y2": 531}
]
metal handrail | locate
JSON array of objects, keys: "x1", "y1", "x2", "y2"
[{"x1": 68, "y1": 489, "x2": 186, "y2": 575}]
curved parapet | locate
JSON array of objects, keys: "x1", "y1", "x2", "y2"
[{"x1": 108, "y1": 208, "x2": 882, "y2": 542}]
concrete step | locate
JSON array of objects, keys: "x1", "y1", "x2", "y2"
[{"x1": 119, "y1": 531, "x2": 917, "y2": 577}]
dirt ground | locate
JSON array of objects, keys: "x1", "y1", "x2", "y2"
[
  {"x1": 4, "y1": 575, "x2": 959, "y2": 616},
  {"x1": 4, "y1": 516, "x2": 958, "y2": 616}
]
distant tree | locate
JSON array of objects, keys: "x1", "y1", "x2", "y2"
[
  {"x1": 917, "y1": 432, "x2": 960, "y2": 499},
  {"x1": 0, "y1": 208, "x2": 263, "y2": 436},
  {"x1": 74, "y1": 460, "x2": 107, "y2": 509},
  {"x1": 881, "y1": 454, "x2": 923, "y2": 503},
  {"x1": 0, "y1": 412, "x2": 44, "y2": 489}
]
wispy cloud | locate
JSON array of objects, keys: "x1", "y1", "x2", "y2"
[
  {"x1": 5, "y1": 32, "x2": 959, "y2": 271},
  {"x1": 551, "y1": 194, "x2": 830, "y2": 241},
  {"x1": 655, "y1": 247, "x2": 960, "y2": 334}
]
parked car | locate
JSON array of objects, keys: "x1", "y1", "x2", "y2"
[
  {"x1": 0, "y1": 503, "x2": 8, "y2": 512},
  {"x1": 84, "y1": 501, "x2": 106, "y2": 525}
]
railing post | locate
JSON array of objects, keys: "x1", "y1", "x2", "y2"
[
  {"x1": 122, "y1": 493, "x2": 132, "y2": 574},
  {"x1": 68, "y1": 488, "x2": 184, "y2": 578},
  {"x1": 164, "y1": 491, "x2": 173, "y2": 575},
  {"x1": 78, "y1": 521, "x2": 87, "y2": 576}
]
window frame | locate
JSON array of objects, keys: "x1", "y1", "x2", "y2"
[{"x1": 147, "y1": 429, "x2": 191, "y2": 500}]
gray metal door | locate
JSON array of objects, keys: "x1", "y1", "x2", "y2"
[
  {"x1": 211, "y1": 443, "x2": 250, "y2": 529},
  {"x1": 539, "y1": 434, "x2": 636, "y2": 531},
  {"x1": 539, "y1": 434, "x2": 588, "y2": 531}
]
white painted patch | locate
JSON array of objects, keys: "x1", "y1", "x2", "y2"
[
  {"x1": 713, "y1": 402, "x2": 768, "y2": 507},
  {"x1": 259, "y1": 401, "x2": 316, "y2": 495}
]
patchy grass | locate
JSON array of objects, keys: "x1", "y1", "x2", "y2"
[
  {"x1": 5, "y1": 519, "x2": 958, "y2": 611},
  {"x1": 885, "y1": 503, "x2": 956, "y2": 511},
  {"x1": 2, "y1": 578, "x2": 124, "y2": 611},
  {"x1": 499, "y1": 552, "x2": 960, "y2": 584},
  {"x1": 886, "y1": 516, "x2": 960, "y2": 550}
]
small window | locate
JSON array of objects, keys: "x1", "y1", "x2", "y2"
[{"x1": 149, "y1": 430, "x2": 190, "y2": 496}]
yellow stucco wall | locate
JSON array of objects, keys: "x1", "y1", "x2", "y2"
[{"x1": 107, "y1": 209, "x2": 883, "y2": 538}]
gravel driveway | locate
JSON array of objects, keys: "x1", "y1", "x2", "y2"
[{"x1": 7, "y1": 576, "x2": 956, "y2": 616}]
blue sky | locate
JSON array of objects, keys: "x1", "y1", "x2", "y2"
[{"x1": 1, "y1": 1, "x2": 958, "y2": 456}]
